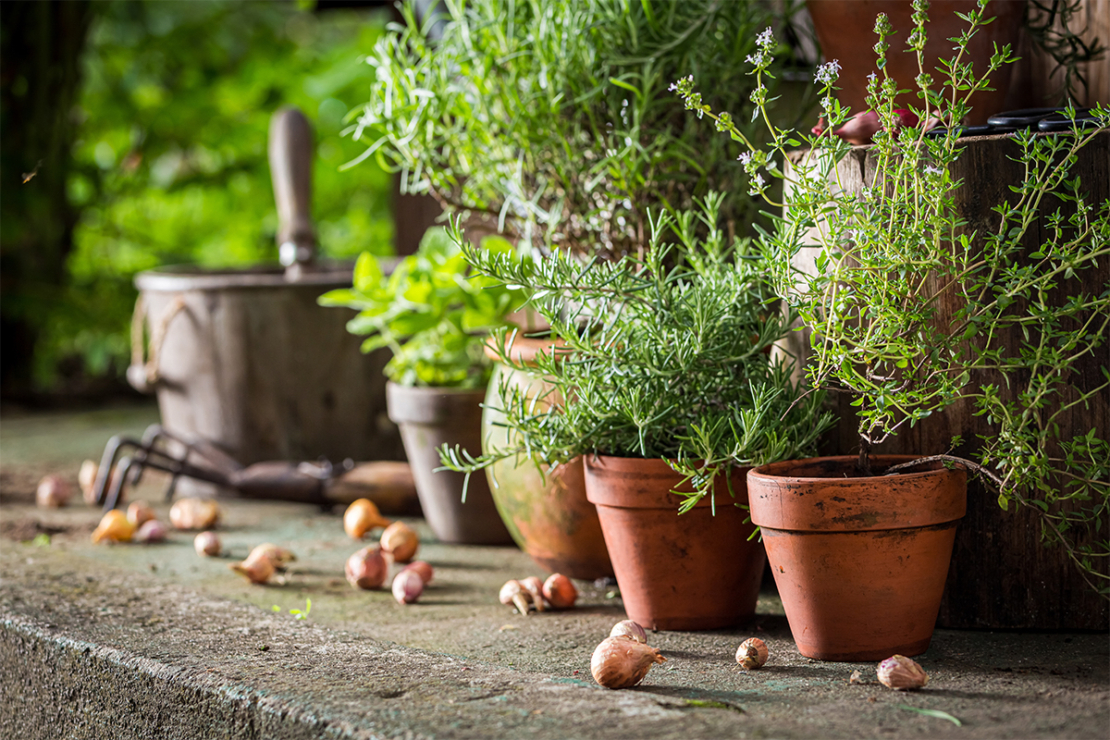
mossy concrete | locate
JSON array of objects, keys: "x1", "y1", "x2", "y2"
[{"x1": 1, "y1": 403, "x2": 1108, "y2": 738}]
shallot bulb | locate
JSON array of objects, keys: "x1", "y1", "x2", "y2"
[
  {"x1": 519, "y1": 576, "x2": 546, "y2": 612},
  {"x1": 230, "y1": 549, "x2": 275, "y2": 584},
  {"x1": 609, "y1": 620, "x2": 647, "y2": 644},
  {"x1": 499, "y1": 579, "x2": 532, "y2": 615},
  {"x1": 590, "y1": 636, "x2": 666, "y2": 689},
  {"x1": 169, "y1": 497, "x2": 220, "y2": 530},
  {"x1": 401, "y1": 560, "x2": 434, "y2": 584},
  {"x1": 344, "y1": 498, "x2": 391, "y2": 539},
  {"x1": 735, "y1": 638, "x2": 769, "y2": 670},
  {"x1": 91, "y1": 510, "x2": 135, "y2": 544},
  {"x1": 78, "y1": 460, "x2": 99, "y2": 505},
  {"x1": 380, "y1": 521, "x2": 418, "y2": 563},
  {"x1": 392, "y1": 569, "x2": 424, "y2": 604},
  {"x1": 134, "y1": 519, "x2": 168, "y2": 544},
  {"x1": 346, "y1": 546, "x2": 387, "y2": 590},
  {"x1": 877, "y1": 655, "x2": 929, "y2": 690},
  {"x1": 542, "y1": 573, "x2": 577, "y2": 609},
  {"x1": 251, "y1": 543, "x2": 296, "y2": 570},
  {"x1": 194, "y1": 531, "x2": 221, "y2": 557},
  {"x1": 36, "y1": 474, "x2": 73, "y2": 508},
  {"x1": 126, "y1": 500, "x2": 156, "y2": 528}
]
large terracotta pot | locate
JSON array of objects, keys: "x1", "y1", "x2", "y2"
[
  {"x1": 386, "y1": 382, "x2": 513, "y2": 545},
  {"x1": 747, "y1": 455, "x2": 966, "y2": 660},
  {"x1": 584, "y1": 455, "x2": 765, "y2": 631},
  {"x1": 482, "y1": 337, "x2": 613, "y2": 579},
  {"x1": 807, "y1": 0, "x2": 1026, "y2": 126}
]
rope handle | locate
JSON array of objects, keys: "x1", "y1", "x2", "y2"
[{"x1": 129, "y1": 294, "x2": 188, "y2": 391}]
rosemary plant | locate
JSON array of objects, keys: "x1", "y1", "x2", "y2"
[
  {"x1": 439, "y1": 194, "x2": 833, "y2": 512},
  {"x1": 348, "y1": 0, "x2": 811, "y2": 257},
  {"x1": 674, "y1": 0, "x2": 1110, "y2": 592}
]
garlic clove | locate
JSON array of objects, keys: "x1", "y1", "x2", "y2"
[
  {"x1": 91, "y1": 510, "x2": 135, "y2": 544},
  {"x1": 876, "y1": 655, "x2": 929, "y2": 690},
  {"x1": 346, "y1": 546, "x2": 387, "y2": 590},
  {"x1": 134, "y1": 519, "x2": 168, "y2": 544},
  {"x1": 379, "y1": 521, "x2": 419, "y2": 563},
  {"x1": 230, "y1": 551, "x2": 275, "y2": 584},
  {"x1": 36, "y1": 474, "x2": 74, "y2": 508},
  {"x1": 194, "y1": 531, "x2": 221, "y2": 557},
  {"x1": 520, "y1": 576, "x2": 546, "y2": 612},
  {"x1": 392, "y1": 569, "x2": 424, "y2": 604},
  {"x1": 126, "y1": 500, "x2": 157, "y2": 528},
  {"x1": 609, "y1": 619, "x2": 647, "y2": 644},
  {"x1": 498, "y1": 579, "x2": 532, "y2": 615},
  {"x1": 401, "y1": 560, "x2": 434, "y2": 584},
  {"x1": 590, "y1": 636, "x2": 666, "y2": 689},
  {"x1": 343, "y1": 498, "x2": 392, "y2": 539},
  {"x1": 735, "y1": 638, "x2": 769, "y2": 670},
  {"x1": 542, "y1": 573, "x2": 577, "y2": 609},
  {"x1": 169, "y1": 497, "x2": 220, "y2": 530}
]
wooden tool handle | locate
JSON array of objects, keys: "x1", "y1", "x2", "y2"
[
  {"x1": 325, "y1": 461, "x2": 420, "y2": 514},
  {"x1": 268, "y1": 107, "x2": 317, "y2": 271}
]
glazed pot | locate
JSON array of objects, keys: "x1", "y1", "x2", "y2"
[
  {"x1": 386, "y1": 382, "x2": 513, "y2": 545},
  {"x1": 482, "y1": 336, "x2": 613, "y2": 579},
  {"x1": 584, "y1": 455, "x2": 765, "y2": 631},
  {"x1": 747, "y1": 455, "x2": 966, "y2": 660}
]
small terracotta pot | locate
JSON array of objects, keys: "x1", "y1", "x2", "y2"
[
  {"x1": 747, "y1": 455, "x2": 966, "y2": 660},
  {"x1": 482, "y1": 336, "x2": 613, "y2": 579},
  {"x1": 584, "y1": 455, "x2": 765, "y2": 631},
  {"x1": 386, "y1": 382, "x2": 513, "y2": 545}
]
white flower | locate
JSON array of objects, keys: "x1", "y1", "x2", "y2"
[
  {"x1": 815, "y1": 60, "x2": 841, "y2": 85},
  {"x1": 746, "y1": 51, "x2": 766, "y2": 67},
  {"x1": 749, "y1": 172, "x2": 766, "y2": 194},
  {"x1": 924, "y1": 164, "x2": 943, "y2": 175},
  {"x1": 737, "y1": 152, "x2": 753, "y2": 165},
  {"x1": 756, "y1": 27, "x2": 775, "y2": 50}
]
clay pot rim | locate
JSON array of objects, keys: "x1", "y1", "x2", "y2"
[
  {"x1": 584, "y1": 454, "x2": 751, "y2": 511},
  {"x1": 385, "y1": 381, "x2": 487, "y2": 397},
  {"x1": 484, "y1": 332, "x2": 570, "y2": 366},
  {"x1": 748, "y1": 454, "x2": 965, "y2": 484}
]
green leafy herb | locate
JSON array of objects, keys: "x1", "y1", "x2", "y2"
[{"x1": 896, "y1": 705, "x2": 963, "y2": 726}]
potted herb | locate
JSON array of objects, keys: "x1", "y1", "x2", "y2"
[
  {"x1": 319, "y1": 227, "x2": 523, "y2": 544},
  {"x1": 441, "y1": 195, "x2": 832, "y2": 630},
  {"x1": 675, "y1": 0, "x2": 1109, "y2": 657}
]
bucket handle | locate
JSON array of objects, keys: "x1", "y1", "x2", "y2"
[{"x1": 128, "y1": 294, "x2": 188, "y2": 393}]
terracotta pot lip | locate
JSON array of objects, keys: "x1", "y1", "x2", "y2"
[
  {"x1": 748, "y1": 455, "x2": 964, "y2": 484},
  {"x1": 585, "y1": 453, "x2": 751, "y2": 474},
  {"x1": 484, "y1": 333, "x2": 570, "y2": 366},
  {"x1": 386, "y1": 381, "x2": 486, "y2": 398}
]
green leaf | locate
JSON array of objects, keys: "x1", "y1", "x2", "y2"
[
  {"x1": 353, "y1": 253, "x2": 383, "y2": 292},
  {"x1": 896, "y1": 705, "x2": 963, "y2": 726}
]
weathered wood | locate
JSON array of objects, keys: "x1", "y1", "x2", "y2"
[{"x1": 782, "y1": 131, "x2": 1109, "y2": 629}]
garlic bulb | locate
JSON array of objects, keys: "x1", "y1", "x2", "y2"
[
  {"x1": 380, "y1": 521, "x2": 418, "y2": 563},
  {"x1": 169, "y1": 497, "x2": 220, "y2": 530},
  {"x1": 520, "y1": 576, "x2": 546, "y2": 612},
  {"x1": 250, "y1": 543, "x2": 296, "y2": 570},
  {"x1": 36, "y1": 474, "x2": 73, "y2": 508},
  {"x1": 590, "y1": 636, "x2": 666, "y2": 689},
  {"x1": 392, "y1": 569, "x2": 424, "y2": 604},
  {"x1": 877, "y1": 655, "x2": 929, "y2": 690},
  {"x1": 126, "y1": 500, "x2": 156, "y2": 528},
  {"x1": 134, "y1": 519, "x2": 167, "y2": 544},
  {"x1": 344, "y1": 498, "x2": 391, "y2": 539},
  {"x1": 735, "y1": 638, "x2": 769, "y2": 670},
  {"x1": 542, "y1": 573, "x2": 577, "y2": 609},
  {"x1": 91, "y1": 510, "x2": 135, "y2": 544},
  {"x1": 346, "y1": 546, "x2": 387, "y2": 590},
  {"x1": 609, "y1": 620, "x2": 647, "y2": 644},
  {"x1": 194, "y1": 531, "x2": 221, "y2": 557},
  {"x1": 230, "y1": 550, "x2": 275, "y2": 584},
  {"x1": 401, "y1": 560, "x2": 434, "y2": 584},
  {"x1": 499, "y1": 579, "x2": 532, "y2": 615}
]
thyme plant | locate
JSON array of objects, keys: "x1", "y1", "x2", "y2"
[
  {"x1": 349, "y1": 0, "x2": 811, "y2": 257},
  {"x1": 674, "y1": 0, "x2": 1110, "y2": 592},
  {"x1": 439, "y1": 194, "x2": 833, "y2": 512}
]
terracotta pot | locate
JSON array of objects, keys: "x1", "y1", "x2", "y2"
[
  {"x1": 584, "y1": 455, "x2": 765, "y2": 631},
  {"x1": 386, "y1": 382, "x2": 513, "y2": 545},
  {"x1": 807, "y1": 0, "x2": 1026, "y2": 126},
  {"x1": 747, "y1": 455, "x2": 966, "y2": 660},
  {"x1": 482, "y1": 336, "x2": 613, "y2": 579}
]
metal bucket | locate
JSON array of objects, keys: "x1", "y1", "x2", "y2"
[{"x1": 130, "y1": 262, "x2": 402, "y2": 465}]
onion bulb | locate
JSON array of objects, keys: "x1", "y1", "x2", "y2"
[
  {"x1": 169, "y1": 497, "x2": 220, "y2": 530},
  {"x1": 877, "y1": 655, "x2": 929, "y2": 690},
  {"x1": 343, "y1": 498, "x2": 391, "y2": 539},
  {"x1": 36, "y1": 474, "x2": 73, "y2": 508},
  {"x1": 134, "y1": 519, "x2": 167, "y2": 544},
  {"x1": 230, "y1": 549, "x2": 275, "y2": 584},
  {"x1": 126, "y1": 500, "x2": 156, "y2": 528},
  {"x1": 250, "y1": 543, "x2": 296, "y2": 570},
  {"x1": 590, "y1": 636, "x2": 666, "y2": 689},
  {"x1": 519, "y1": 576, "x2": 546, "y2": 612},
  {"x1": 401, "y1": 560, "x2": 433, "y2": 584},
  {"x1": 735, "y1": 638, "x2": 769, "y2": 670},
  {"x1": 78, "y1": 460, "x2": 99, "y2": 505},
  {"x1": 91, "y1": 510, "x2": 134, "y2": 544},
  {"x1": 380, "y1": 521, "x2": 418, "y2": 563},
  {"x1": 346, "y1": 546, "x2": 387, "y2": 590},
  {"x1": 194, "y1": 531, "x2": 221, "y2": 557},
  {"x1": 392, "y1": 569, "x2": 424, "y2": 604},
  {"x1": 609, "y1": 620, "x2": 647, "y2": 644},
  {"x1": 499, "y1": 579, "x2": 532, "y2": 615},
  {"x1": 542, "y1": 573, "x2": 577, "y2": 609}
]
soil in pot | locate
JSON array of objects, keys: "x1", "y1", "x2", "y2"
[
  {"x1": 386, "y1": 382, "x2": 513, "y2": 545},
  {"x1": 584, "y1": 455, "x2": 765, "y2": 631},
  {"x1": 747, "y1": 455, "x2": 966, "y2": 661},
  {"x1": 482, "y1": 336, "x2": 613, "y2": 579}
]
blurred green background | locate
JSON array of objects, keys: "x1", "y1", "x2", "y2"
[{"x1": 1, "y1": 1, "x2": 396, "y2": 397}]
